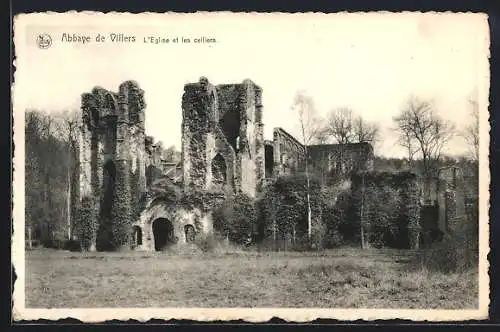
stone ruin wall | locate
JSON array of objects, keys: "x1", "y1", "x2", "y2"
[
  {"x1": 144, "y1": 135, "x2": 169, "y2": 186},
  {"x1": 437, "y1": 166, "x2": 467, "y2": 233},
  {"x1": 181, "y1": 77, "x2": 265, "y2": 198},
  {"x1": 79, "y1": 81, "x2": 147, "y2": 227},
  {"x1": 271, "y1": 127, "x2": 306, "y2": 178},
  {"x1": 307, "y1": 143, "x2": 375, "y2": 177},
  {"x1": 266, "y1": 128, "x2": 375, "y2": 181}
]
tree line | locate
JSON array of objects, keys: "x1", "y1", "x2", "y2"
[
  {"x1": 291, "y1": 92, "x2": 479, "y2": 195},
  {"x1": 24, "y1": 109, "x2": 180, "y2": 247},
  {"x1": 288, "y1": 92, "x2": 479, "y2": 266}
]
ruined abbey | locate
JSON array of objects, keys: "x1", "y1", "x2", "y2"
[
  {"x1": 77, "y1": 77, "x2": 375, "y2": 251},
  {"x1": 77, "y1": 77, "x2": 467, "y2": 252}
]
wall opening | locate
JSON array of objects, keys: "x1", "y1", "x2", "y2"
[
  {"x1": 219, "y1": 110, "x2": 240, "y2": 150},
  {"x1": 146, "y1": 164, "x2": 163, "y2": 187},
  {"x1": 152, "y1": 218, "x2": 176, "y2": 251},
  {"x1": 265, "y1": 145, "x2": 274, "y2": 178},
  {"x1": 211, "y1": 153, "x2": 227, "y2": 186},
  {"x1": 132, "y1": 226, "x2": 143, "y2": 247},
  {"x1": 184, "y1": 224, "x2": 196, "y2": 243}
]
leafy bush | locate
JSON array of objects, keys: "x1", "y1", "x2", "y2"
[
  {"x1": 322, "y1": 204, "x2": 344, "y2": 248},
  {"x1": 257, "y1": 174, "x2": 325, "y2": 250},
  {"x1": 194, "y1": 234, "x2": 218, "y2": 253},
  {"x1": 180, "y1": 187, "x2": 225, "y2": 213},
  {"x1": 362, "y1": 184, "x2": 402, "y2": 248},
  {"x1": 419, "y1": 215, "x2": 478, "y2": 273},
  {"x1": 212, "y1": 192, "x2": 256, "y2": 245},
  {"x1": 64, "y1": 239, "x2": 81, "y2": 252},
  {"x1": 348, "y1": 171, "x2": 421, "y2": 249}
]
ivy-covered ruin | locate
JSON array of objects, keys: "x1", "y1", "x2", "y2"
[{"x1": 75, "y1": 77, "x2": 468, "y2": 252}]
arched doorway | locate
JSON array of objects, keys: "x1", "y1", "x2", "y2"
[
  {"x1": 152, "y1": 218, "x2": 175, "y2": 251},
  {"x1": 211, "y1": 153, "x2": 227, "y2": 186},
  {"x1": 184, "y1": 224, "x2": 196, "y2": 243},
  {"x1": 132, "y1": 226, "x2": 143, "y2": 247}
]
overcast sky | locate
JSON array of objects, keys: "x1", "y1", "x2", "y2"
[{"x1": 14, "y1": 12, "x2": 489, "y2": 158}]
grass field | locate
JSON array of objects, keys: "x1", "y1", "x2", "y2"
[{"x1": 24, "y1": 247, "x2": 478, "y2": 308}]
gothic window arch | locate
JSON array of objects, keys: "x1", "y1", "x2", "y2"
[{"x1": 211, "y1": 153, "x2": 227, "y2": 186}]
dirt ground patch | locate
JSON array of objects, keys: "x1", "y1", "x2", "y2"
[{"x1": 24, "y1": 248, "x2": 478, "y2": 308}]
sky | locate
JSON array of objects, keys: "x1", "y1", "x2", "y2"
[{"x1": 14, "y1": 12, "x2": 490, "y2": 158}]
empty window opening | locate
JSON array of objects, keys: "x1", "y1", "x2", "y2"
[
  {"x1": 184, "y1": 224, "x2": 196, "y2": 243},
  {"x1": 265, "y1": 144, "x2": 274, "y2": 178},
  {"x1": 211, "y1": 153, "x2": 227, "y2": 186},
  {"x1": 219, "y1": 110, "x2": 241, "y2": 151},
  {"x1": 132, "y1": 226, "x2": 143, "y2": 247}
]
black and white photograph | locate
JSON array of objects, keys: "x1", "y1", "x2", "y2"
[{"x1": 12, "y1": 12, "x2": 490, "y2": 322}]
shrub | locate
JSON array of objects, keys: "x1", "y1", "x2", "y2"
[
  {"x1": 348, "y1": 171, "x2": 421, "y2": 249},
  {"x1": 322, "y1": 205, "x2": 340, "y2": 248},
  {"x1": 64, "y1": 239, "x2": 81, "y2": 252},
  {"x1": 257, "y1": 174, "x2": 325, "y2": 250},
  {"x1": 194, "y1": 234, "x2": 218, "y2": 253},
  {"x1": 419, "y1": 216, "x2": 478, "y2": 273},
  {"x1": 180, "y1": 187, "x2": 225, "y2": 213},
  {"x1": 212, "y1": 192, "x2": 256, "y2": 245}
]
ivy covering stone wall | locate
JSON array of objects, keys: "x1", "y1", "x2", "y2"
[
  {"x1": 349, "y1": 171, "x2": 421, "y2": 249},
  {"x1": 257, "y1": 174, "x2": 325, "y2": 249},
  {"x1": 76, "y1": 196, "x2": 99, "y2": 251},
  {"x1": 111, "y1": 160, "x2": 132, "y2": 249}
]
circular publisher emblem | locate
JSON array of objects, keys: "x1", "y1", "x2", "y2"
[{"x1": 37, "y1": 34, "x2": 52, "y2": 49}]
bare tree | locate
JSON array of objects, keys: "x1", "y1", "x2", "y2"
[
  {"x1": 325, "y1": 107, "x2": 354, "y2": 144},
  {"x1": 394, "y1": 121, "x2": 419, "y2": 168},
  {"x1": 462, "y1": 99, "x2": 479, "y2": 161},
  {"x1": 291, "y1": 91, "x2": 320, "y2": 241},
  {"x1": 54, "y1": 109, "x2": 81, "y2": 240},
  {"x1": 163, "y1": 144, "x2": 182, "y2": 163},
  {"x1": 311, "y1": 127, "x2": 330, "y2": 145},
  {"x1": 353, "y1": 115, "x2": 380, "y2": 148},
  {"x1": 393, "y1": 96, "x2": 455, "y2": 199}
]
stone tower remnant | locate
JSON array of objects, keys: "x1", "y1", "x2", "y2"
[
  {"x1": 181, "y1": 77, "x2": 265, "y2": 198},
  {"x1": 79, "y1": 81, "x2": 147, "y2": 249}
]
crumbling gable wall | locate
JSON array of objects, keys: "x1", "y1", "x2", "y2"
[{"x1": 79, "y1": 81, "x2": 147, "y2": 250}]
